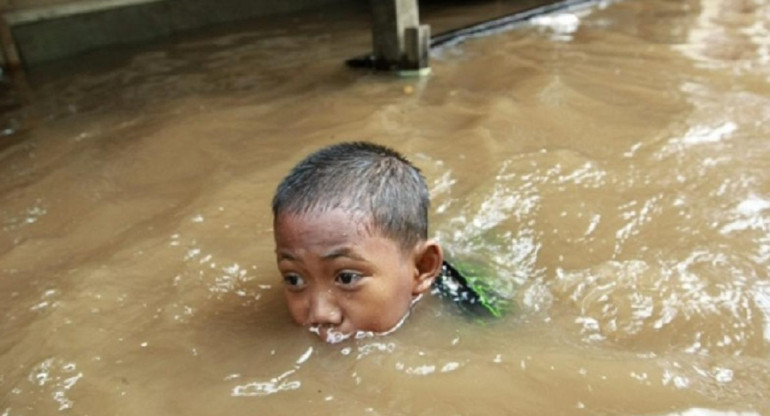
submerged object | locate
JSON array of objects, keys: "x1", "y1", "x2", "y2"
[
  {"x1": 347, "y1": 0, "x2": 604, "y2": 69},
  {"x1": 433, "y1": 260, "x2": 508, "y2": 318}
]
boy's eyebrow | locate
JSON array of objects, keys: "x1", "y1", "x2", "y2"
[
  {"x1": 322, "y1": 247, "x2": 365, "y2": 261},
  {"x1": 276, "y1": 251, "x2": 296, "y2": 261}
]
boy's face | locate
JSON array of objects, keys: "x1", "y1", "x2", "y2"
[{"x1": 274, "y1": 209, "x2": 438, "y2": 343}]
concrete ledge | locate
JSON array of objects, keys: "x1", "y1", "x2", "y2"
[
  {"x1": 5, "y1": 0, "x2": 165, "y2": 25},
  {"x1": 3, "y1": 0, "x2": 356, "y2": 65}
]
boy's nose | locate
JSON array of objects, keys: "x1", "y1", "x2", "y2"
[{"x1": 308, "y1": 291, "x2": 342, "y2": 326}]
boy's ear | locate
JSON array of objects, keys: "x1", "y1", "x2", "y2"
[{"x1": 412, "y1": 240, "x2": 443, "y2": 295}]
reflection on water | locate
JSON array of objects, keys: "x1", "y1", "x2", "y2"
[{"x1": 2, "y1": 0, "x2": 770, "y2": 414}]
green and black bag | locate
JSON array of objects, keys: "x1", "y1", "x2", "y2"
[{"x1": 433, "y1": 260, "x2": 509, "y2": 318}]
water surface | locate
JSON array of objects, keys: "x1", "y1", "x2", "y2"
[{"x1": 1, "y1": 0, "x2": 770, "y2": 415}]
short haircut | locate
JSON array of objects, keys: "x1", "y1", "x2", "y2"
[{"x1": 272, "y1": 142, "x2": 429, "y2": 250}]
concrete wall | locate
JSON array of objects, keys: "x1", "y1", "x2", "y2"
[
  {"x1": 3, "y1": 0, "x2": 87, "y2": 10},
  {"x1": 1, "y1": 0, "x2": 357, "y2": 66}
]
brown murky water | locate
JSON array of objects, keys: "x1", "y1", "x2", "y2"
[{"x1": 2, "y1": 0, "x2": 770, "y2": 414}]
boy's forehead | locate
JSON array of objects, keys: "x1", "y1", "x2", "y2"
[
  {"x1": 274, "y1": 209, "x2": 374, "y2": 242},
  {"x1": 273, "y1": 209, "x2": 416, "y2": 260}
]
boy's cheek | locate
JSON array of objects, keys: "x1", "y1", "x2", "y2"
[
  {"x1": 344, "y1": 298, "x2": 407, "y2": 333},
  {"x1": 283, "y1": 295, "x2": 307, "y2": 325}
]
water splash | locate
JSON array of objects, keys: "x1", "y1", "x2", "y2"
[
  {"x1": 663, "y1": 410, "x2": 760, "y2": 416},
  {"x1": 231, "y1": 345, "x2": 320, "y2": 398},
  {"x1": 231, "y1": 369, "x2": 301, "y2": 397},
  {"x1": 26, "y1": 359, "x2": 83, "y2": 411},
  {"x1": 531, "y1": 13, "x2": 581, "y2": 42},
  {"x1": 1, "y1": 200, "x2": 48, "y2": 232}
]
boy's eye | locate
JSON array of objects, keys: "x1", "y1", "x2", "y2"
[
  {"x1": 335, "y1": 271, "x2": 363, "y2": 286},
  {"x1": 283, "y1": 274, "x2": 306, "y2": 289}
]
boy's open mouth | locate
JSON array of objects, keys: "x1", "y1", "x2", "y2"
[
  {"x1": 307, "y1": 295, "x2": 423, "y2": 344},
  {"x1": 308, "y1": 325, "x2": 352, "y2": 344}
]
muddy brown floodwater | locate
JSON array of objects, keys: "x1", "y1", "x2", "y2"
[{"x1": 2, "y1": 0, "x2": 770, "y2": 414}]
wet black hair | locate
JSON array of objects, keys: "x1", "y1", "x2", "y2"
[{"x1": 272, "y1": 142, "x2": 430, "y2": 250}]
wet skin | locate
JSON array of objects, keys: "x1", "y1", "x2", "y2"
[{"x1": 274, "y1": 209, "x2": 443, "y2": 342}]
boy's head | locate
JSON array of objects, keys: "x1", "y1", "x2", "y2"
[{"x1": 272, "y1": 142, "x2": 443, "y2": 342}]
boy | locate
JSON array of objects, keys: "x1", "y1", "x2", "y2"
[
  {"x1": 272, "y1": 142, "x2": 443, "y2": 343},
  {"x1": 273, "y1": 142, "x2": 502, "y2": 344}
]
